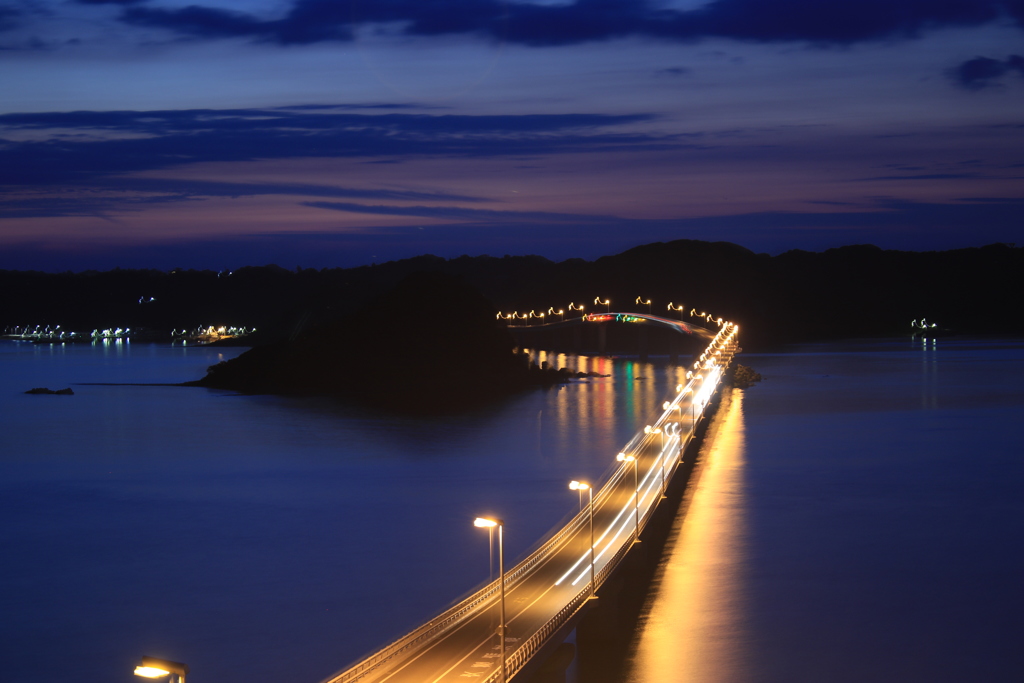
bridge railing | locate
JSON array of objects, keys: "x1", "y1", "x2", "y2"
[{"x1": 324, "y1": 322, "x2": 739, "y2": 683}]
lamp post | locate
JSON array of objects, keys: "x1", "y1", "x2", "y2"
[
  {"x1": 134, "y1": 657, "x2": 188, "y2": 683},
  {"x1": 617, "y1": 452, "x2": 640, "y2": 541},
  {"x1": 667, "y1": 302, "x2": 685, "y2": 320},
  {"x1": 475, "y1": 517, "x2": 506, "y2": 683},
  {"x1": 636, "y1": 297, "x2": 651, "y2": 314},
  {"x1": 569, "y1": 481, "x2": 595, "y2": 596},
  {"x1": 594, "y1": 297, "x2": 610, "y2": 314}
]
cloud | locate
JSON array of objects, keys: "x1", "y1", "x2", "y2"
[
  {"x1": 0, "y1": 5, "x2": 21, "y2": 32},
  {"x1": 856, "y1": 173, "x2": 987, "y2": 181},
  {"x1": 0, "y1": 179, "x2": 488, "y2": 219},
  {"x1": 0, "y1": 107, "x2": 662, "y2": 185},
  {"x1": 303, "y1": 200, "x2": 618, "y2": 224},
  {"x1": 949, "y1": 54, "x2": 1024, "y2": 89},
  {"x1": 105, "y1": 0, "x2": 1024, "y2": 47},
  {"x1": 656, "y1": 67, "x2": 693, "y2": 77}
]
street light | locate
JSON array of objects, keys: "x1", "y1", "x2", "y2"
[
  {"x1": 667, "y1": 302, "x2": 685, "y2": 320},
  {"x1": 594, "y1": 297, "x2": 610, "y2": 314},
  {"x1": 474, "y1": 517, "x2": 507, "y2": 683},
  {"x1": 636, "y1": 296, "x2": 652, "y2": 314},
  {"x1": 569, "y1": 481, "x2": 596, "y2": 596},
  {"x1": 134, "y1": 657, "x2": 188, "y2": 683},
  {"x1": 616, "y1": 452, "x2": 640, "y2": 541}
]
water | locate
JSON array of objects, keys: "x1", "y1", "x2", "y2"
[
  {"x1": 0, "y1": 341, "x2": 685, "y2": 683},
  {"x1": 622, "y1": 337, "x2": 1024, "y2": 683}
]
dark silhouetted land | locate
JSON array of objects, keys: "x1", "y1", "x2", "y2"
[
  {"x1": 187, "y1": 272, "x2": 568, "y2": 413},
  {"x1": 2, "y1": 240, "x2": 1021, "y2": 350}
]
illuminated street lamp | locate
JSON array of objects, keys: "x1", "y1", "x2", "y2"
[
  {"x1": 594, "y1": 297, "x2": 610, "y2": 314},
  {"x1": 667, "y1": 302, "x2": 685, "y2": 321},
  {"x1": 548, "y1": 307, "x2": 565, "y2": 322},
  {"x1": 134, "y1": 657, "x2": 188, "y2": 683},
  {"x1": 635, "y1": 296, "x2": 652, "y2": 314},
  {"x1": 616, "y1": 452, "x2": 640, "y2": 541},
  {"x1": 569, "y1": 481, "x2": 596, "y2": 596},
  {"x1": 474, "y1": 517, "x2": 507, "y2": 683}
]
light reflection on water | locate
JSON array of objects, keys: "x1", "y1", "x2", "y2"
[
  {"x1": 622, "y1": 388, "x2": 749, "y2": 683},
  {"x1": 620, "y1": 337, "x2": 1024, "y2": 683}
]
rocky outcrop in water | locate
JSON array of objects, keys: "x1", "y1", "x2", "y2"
[
  {"x1": 729, "y1": 365, "x2": 762, "y2": 389},
  {"x1": 25, "y1": 387, "x2": 74, "y2": 395}
]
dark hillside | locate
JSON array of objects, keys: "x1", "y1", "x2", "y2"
[{"x1": 2, "y1": 240, "x2": 1020, "y2": 349}]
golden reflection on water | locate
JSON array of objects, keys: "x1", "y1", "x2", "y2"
[{"x1": 622, "y1": 388, "x2": 749, "y2": 683}]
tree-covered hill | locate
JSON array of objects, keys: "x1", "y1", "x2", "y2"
[{"x1": 2, "y1": 240, "x2": 1020, "y2": 349}]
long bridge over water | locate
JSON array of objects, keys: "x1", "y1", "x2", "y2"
[{"x1": 322, "y1": 314, "x2": 739, "y2": 683}]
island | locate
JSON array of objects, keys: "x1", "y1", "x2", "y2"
[{"x1": 187, "y1": 272, "x2": 570, "y2": 413}]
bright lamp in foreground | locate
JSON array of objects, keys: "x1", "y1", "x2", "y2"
[{"x1": 134, "y1": 657, "x2": 188, "y2": 683}]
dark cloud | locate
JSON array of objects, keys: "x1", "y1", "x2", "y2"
[
  {"x1": 108, "y1": 0, "x2": 1024, "y2": 47},
  {"x1": 0, "y1": 107, "x2": 661, "y2": 185},
  {"x1": 303, "y1": 200, "x2": 618, "y2": 223},
  {"x1": 950, "y1": 55, "x2": 1024, "y2": 89},
  {"x1": 857, "y1": 173, "x2": 987, "y2": 180},
  {"x1": 657, "y1": 67, "x2": 692, "y2": 77},
  {"x1": 0, "y1": 192, "x2": 192, "y2": 219},
  {"x1": 109, "y1": 178, "x2": 484, "y2": 203},
  {"x1": 122, "y1": 4, "x2": 292, "y2": 40},
  {"x1": 0, "y1": 5, "x2": 21, "y2": 32},
  {"x1": 0, "y1": 179, "x2": 486, "y2": 219}
]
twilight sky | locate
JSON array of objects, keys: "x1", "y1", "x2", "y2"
[{"x1": 1, "y1": 0, "x2": 1023, "y2": 271}]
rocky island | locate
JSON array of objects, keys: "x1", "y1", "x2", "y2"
[{"x1": 188, "y1": 272, "x2": 570, "y2": 413}]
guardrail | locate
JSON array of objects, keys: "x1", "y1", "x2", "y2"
[{"x1": 323, "y1": 321, "x2": 739, "y2": 683}]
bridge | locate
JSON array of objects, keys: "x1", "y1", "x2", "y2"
[
  {"x1": 323, "y1": 316, "x2": 739, "y2": 683},
  {"x1": 506, "y1": 311, "x2": 718, "y2": 360}
]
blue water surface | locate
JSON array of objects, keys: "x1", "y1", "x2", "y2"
[{"x1": 623, "y1": 336, "x2": 1024, "y2": 683}]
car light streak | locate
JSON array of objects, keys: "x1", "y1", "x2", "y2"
[{"x1": 558, "y1": 445, "x2": 672, "y2": 587}]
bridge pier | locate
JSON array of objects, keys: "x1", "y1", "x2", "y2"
[{"x1": 523, "y1": 642, "x2": 576, "y2": 683}]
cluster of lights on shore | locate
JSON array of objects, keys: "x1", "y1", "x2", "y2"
[
  {"x1": 2, "y1": 324, "x2": 252, "y2": 343},
  {"x1": 172, "y1": 325, "x2": 254, "y2": 342},
  {"x1": 497, "y1": 297, "x2": 725, "y2": 327},
  {"x1": 128, "y1": 318, "x2": 738, "y2": 683},
  {"x1": 2, "y1": 324, "x2": 138, "y2": 341}
]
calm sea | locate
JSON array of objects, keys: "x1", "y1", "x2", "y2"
[
  {"x1": 622, "y1": 337, "x2": 1024, "y2": 683},
  {"x1": 3, "y1": 338, "x2": 1021, "y2": 683},
  {"x1": 0, "y1": 340, "x2": 685, "y2": 683}
]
